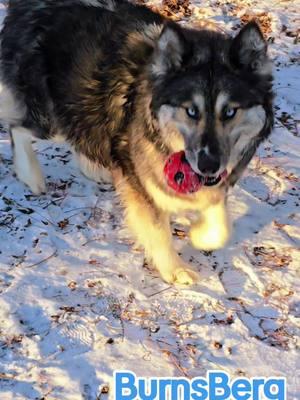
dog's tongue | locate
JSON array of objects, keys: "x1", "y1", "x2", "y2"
[{"x1": 163, "y1": 151, "x2": 202, "y2": 194}]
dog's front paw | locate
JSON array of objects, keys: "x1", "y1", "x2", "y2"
[
  {"x1": 174, "y1": 267, "x2": 199, "y2": 285},
  {"x1": 190, "y1": 221, "x2": 230, "y2": 251},
  {"x1": 160, "y1": 265, "x2": 199, "y2": 285}
]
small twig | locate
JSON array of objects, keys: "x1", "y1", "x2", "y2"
[
  {"x1": 64, "y1": 206, "x2": 95, "y2": 213},
  {"x1": 275, "y1": 86, "x2": 298, "y2": 91},
  {"x1": 23, "y1": 250, "x2": 58, "y2": 268},
  {"x1": 0, "y1": 373, "x2": 17, "y2": 380},
  {"x1": 82, "y1": 237, "x2": 104, "y2": 247},
  {"x1": 65, "y1": 211, "x2": 85, "y2": 220},
  {"x1": 176, "y1": 315, "x2": 206, "y2": 327},
  {"x1": 158, "y1": 344, "x2": 190, "y2": 377},
  {"x1": 64, "y1": 206, "x2": 106, "y2": 215},
  {"x1": 42, "y1": 194, "x2": 68, "y2": 209},
  {"x1": 81, "y1": 235, "x2": 106, "y2": 246},
  {"x1": 33, "y1": 209, "x2": 56, "y2": 227},
  {"x1": 86, "y1": 196, "x2": 102, "y2": 224},
  {"x1": 274, "y1": 221, "x2": 299, "y2": 245},
  {"x1": 147, "y1": 286, "x2": 173, "y2": 298},
  {"x1": 40, "y1": 388, "x2": 54, "y2": 399}
]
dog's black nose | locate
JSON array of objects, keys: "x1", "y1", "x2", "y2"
[{"x1": 197, "y1": 150, "x2": 220, "y2": 175}]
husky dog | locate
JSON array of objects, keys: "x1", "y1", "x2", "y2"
[{"x1": 0, "y1": 0, "x2": 273, "y2": 284}]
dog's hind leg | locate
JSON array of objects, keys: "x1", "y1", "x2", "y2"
[
  {"x1": 115, "y1": 175, "x2": 199, "y2": 285},
  {"x1": 74, "y1": 152, "x2": 112, "y2": 183},
  {"x1": 11, "y1": 126, "x2": 46, "y2": 195}
]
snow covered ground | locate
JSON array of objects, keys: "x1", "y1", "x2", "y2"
[{"x1": 0, "y1": 1, "x2": 299, "y2": 399}]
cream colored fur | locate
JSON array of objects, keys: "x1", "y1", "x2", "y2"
[
  {"x1": 11, "y1": 127, "x2": 46, "y2": 195},
  {"x1": 0, "y1": 83, "x2": 25, "y2": 125},
  {"x1": 114, "y1": 171, "x2": 199, "y2": 285},
  {"x1": 190, "y1": 199, "x2": 231, "y2": 251},
  {"x1": 74, "y1": 152, "x2": 112, "y2": 183}
]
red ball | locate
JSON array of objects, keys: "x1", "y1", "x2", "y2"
[{"x1": 164, "y1": 151, "x2": 203, "y2": 194}]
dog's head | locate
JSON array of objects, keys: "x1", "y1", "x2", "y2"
[{"x1": 150, "y1": 21, "x2": 274, "y2": 186}]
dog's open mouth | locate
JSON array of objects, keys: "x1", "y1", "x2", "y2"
[
  {"x1": 164, "y1": 151, "x2": 228, "y2": 194},
  {"x1": 199, "y1": 170, "x2": 228, "y2": 187}
]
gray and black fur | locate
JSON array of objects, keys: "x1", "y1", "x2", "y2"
[{"x1": 0, "y1": 0, "x2": 274, "y2": 284}]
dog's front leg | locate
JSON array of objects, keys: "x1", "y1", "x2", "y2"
[
  {"x1": 115, "y1": 178, "x2": 198, "y2": 285},
  {"x1": 190, "y1": 198, "x2": 231, "y2": 251}
]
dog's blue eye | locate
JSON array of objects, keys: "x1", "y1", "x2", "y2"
[
  {"x1": 186, "y1": 106, "x2": 200, "y2": 120},
  {"x1": 223, "y1": 107, "x2": 238, "y2": 120}
]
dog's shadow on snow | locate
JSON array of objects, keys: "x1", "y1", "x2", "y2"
[
  {"x1": 229, "y1": 176, "x2": 279, "y2": 244},
  {"x1": 180, "y1": 173, "x2": 296, "y2": 307},
  {"x1": 229, "y1": 172, "x2": 299, "y2": 248}
]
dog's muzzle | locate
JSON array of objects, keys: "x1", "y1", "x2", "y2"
[
  {"x1": 196, "y1": 149, "x2": 227, "y2": 186},
  {"x1": 197, "y1": 149, "x2": 220, "y2": 175}
]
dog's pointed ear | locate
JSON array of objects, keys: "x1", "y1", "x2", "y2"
[
  {"x1": 151, "y1": 24, "x2": 186, "y2": 76},
  {"x1": 230, "y1": 21, "x2": 271, "y2": 75}
]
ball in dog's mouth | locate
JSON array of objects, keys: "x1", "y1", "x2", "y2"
[{"x1": 164, "y1": 151, "x2": 227, "y2": 194}]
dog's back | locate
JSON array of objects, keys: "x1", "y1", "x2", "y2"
[{"x1": 0, "y1": 0, "x2": 162, "y2": 135}]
